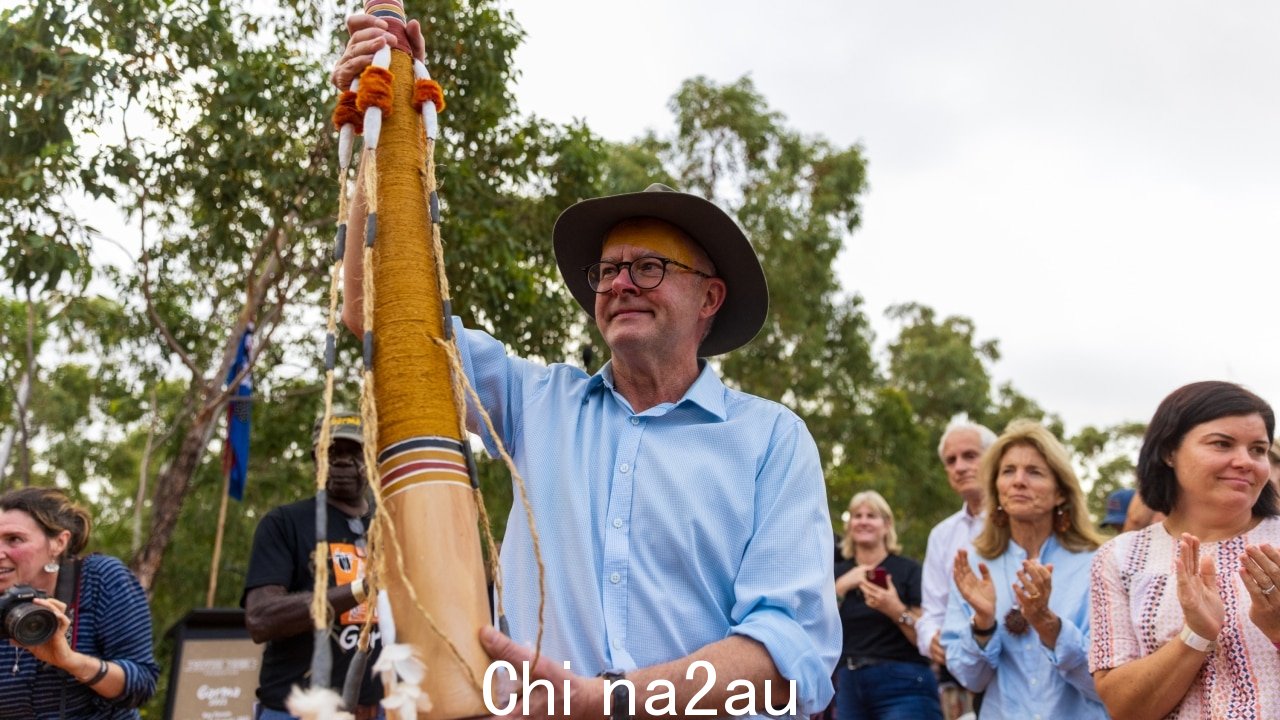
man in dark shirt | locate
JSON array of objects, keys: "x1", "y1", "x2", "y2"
[{"x1": 242, "y1": 411, "x2": 381, "y2": 720}]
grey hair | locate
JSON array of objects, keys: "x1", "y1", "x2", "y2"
[{"x1": 937, "y1": 415, "x2": 997, "y2": 460}]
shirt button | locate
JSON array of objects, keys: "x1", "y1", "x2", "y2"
[
  {"x1": 613, "y1": 638, "x2": 623, "y2": 650},
  {"x1": 620, "y1": 463, "x2": 630, "y2": 473},
  {"x1": 610, "y1": 572, "x2": 621, "y2": 584},
  {"x1": 613, "y1": 518, "x2": 623, "y2": 529},
  {"x1": 630, "y1": 417, "x2": 639, "y2": 425},
  {"x1": 1029, "y1": 679, "x2": 1037, "y2": 686}
]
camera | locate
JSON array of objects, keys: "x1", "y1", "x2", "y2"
[{"x1": 0, "y1": 585, "x2": 58, "y2": 646}]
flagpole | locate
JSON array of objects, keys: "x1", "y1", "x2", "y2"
[{"x1": 207, "y1": 469, "x2": 233, "y2": 607}]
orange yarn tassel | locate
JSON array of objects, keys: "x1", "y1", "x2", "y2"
[
  {"x1": 413, "y1": 79, "x2": 446, "y2": 113},
  {"x1": 332, "y1": 90, "x2": 363, "y2": 133},
  {"x1": 356, "y1": 66, "x2": 395, "y2": 116}
]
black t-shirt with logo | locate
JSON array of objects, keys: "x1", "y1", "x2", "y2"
[{"x1": 242, "y1": 497, "x2": 381, "y2": 710}]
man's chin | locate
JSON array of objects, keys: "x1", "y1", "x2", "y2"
[{"x1": 601, "y1": 328, "x2": 652, "y2": 355}]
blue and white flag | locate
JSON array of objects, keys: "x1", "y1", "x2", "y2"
[{"x1": 222, "y1": 323, "x2": 253, "y2": 501}]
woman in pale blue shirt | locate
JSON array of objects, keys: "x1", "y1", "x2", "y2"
[{"x1": 942, "y1": 420, "x2": 1108, "y2": 719}]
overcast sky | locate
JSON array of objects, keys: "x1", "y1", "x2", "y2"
[{"x1": 506, "y1": 0, "x2": 1280, "y2": 434}]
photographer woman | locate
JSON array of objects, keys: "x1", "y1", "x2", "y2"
[{"x1": 0, "y1": 487, "x2": 159, "y2": 718}]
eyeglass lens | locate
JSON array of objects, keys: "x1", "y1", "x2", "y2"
[{"x1": 587, "y1": 257, "x2": 671, "y2": 292}]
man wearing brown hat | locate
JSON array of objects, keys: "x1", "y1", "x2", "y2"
[
  {"x1": 335, "y1": 19, "x2": 838, "y2": 717},
  {"x1": 241, "y1": 411, "x2": 381, "y2": 720}
]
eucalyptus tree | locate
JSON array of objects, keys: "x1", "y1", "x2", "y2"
[{"x1": 1, "y1": 0, "x2": 607, "y2": 612}]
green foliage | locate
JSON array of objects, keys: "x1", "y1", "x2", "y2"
[
  {"x1": 886, "y1": 302, "x2": 999, "y2": 433},
  {"x1": 0, "y1": 1, "x2": 101, "y2": 291},
  {"x1": 1073, "y1": 421, "x2": 1146, "y2": 521}
]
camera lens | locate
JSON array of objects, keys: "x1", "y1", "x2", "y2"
[{"x1": 7, "y1": 603, "x2": 58, "y2": 646}]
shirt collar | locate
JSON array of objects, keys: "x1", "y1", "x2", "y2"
[{"x1": 589, "y1": 360, "x2": 727, "y2": 421}]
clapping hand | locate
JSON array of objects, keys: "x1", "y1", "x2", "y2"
[
  {"x1": 1240, "y1": 543, "x2": 1280, "y2": 643},
  {"x1": 954, "y1": 549, "x2": 996, "y2": 626},
  {"x1": 1177, "y1": 533, "x2": 1224, "y2": 642},
  {"x1": 1014, "y1": 559, "x2": 1060, "y2": 647}
]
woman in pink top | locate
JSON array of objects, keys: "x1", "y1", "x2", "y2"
[{"x1": 1090, "y1": 380, "x2": 1280, "y2": 719}]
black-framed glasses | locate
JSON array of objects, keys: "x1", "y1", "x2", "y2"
[{"x1": 583, "y1": 256, "x2": 711, "y2": 293}]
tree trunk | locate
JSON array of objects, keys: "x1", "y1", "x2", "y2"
[
  {"x1": 129, "y1": 393, "x2": 221, "y2": 592},
  {"x1": 128, "y1": 198, "x2": 287, "y2": 593}
]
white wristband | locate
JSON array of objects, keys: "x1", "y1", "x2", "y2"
[{"x1": 1179, "y1": 625, "x2": 1217, "y2": 653}]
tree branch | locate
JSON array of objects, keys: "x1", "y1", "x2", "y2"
[{"x1": 138, "y1": 186, "x2": 201, "y2": 377}]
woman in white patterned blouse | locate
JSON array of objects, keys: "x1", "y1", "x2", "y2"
[{"x1": 1090, "y1": 381, "x2": 1280, "y2": 719}]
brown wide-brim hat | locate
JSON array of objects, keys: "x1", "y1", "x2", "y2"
[{"x1": 553, "y1": 183, "x2": 769, "y2": 357}]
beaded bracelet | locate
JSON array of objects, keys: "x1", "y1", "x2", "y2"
[{"x1": 83, "y1": 658, "x2": 109, "y2": 687}]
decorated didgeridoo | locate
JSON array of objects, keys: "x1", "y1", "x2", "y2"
[{"x1": 353, "y1": 0, "x2": 491, "y2": 715}]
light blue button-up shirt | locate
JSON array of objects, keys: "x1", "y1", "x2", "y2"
[
  {"x1": 456, "y1": 323, "x2": 840, "y2": 714},
  {"x1": 942, "y1": 534, "x2": 1107, "y2": 720}
]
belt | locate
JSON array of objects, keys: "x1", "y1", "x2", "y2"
[{"x1": 844, "y1": 657, "x2": 885, "y2": 671}]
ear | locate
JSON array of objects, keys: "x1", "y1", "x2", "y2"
[
  {"x1": 700, "y1": 277, "x2": 727, "y2": 318},
  {"x1": 50, "y1": 529, "x2": 72, "y2": 559}
]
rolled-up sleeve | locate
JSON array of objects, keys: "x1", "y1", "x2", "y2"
[{"x1": 728, "y1": 417, "x2": 839, "y2": 715}]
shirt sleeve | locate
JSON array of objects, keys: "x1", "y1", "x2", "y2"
[
  {"x1": 92, "y1": 556, "x2": 160, "y2": 709},
  {"x1": 727, "y1": 415, "x2": 839, "y2": 715},
  {"x1": 941, "y1": 557, "x2": 998, "y2": 693},
  {"x1": 1088, "y1": 539, "x2": 1137, "y2": 672},
  {"x1": 453, "y1": 319, "x2": 542, "y2": 456},
  {"x1": 1043, "y1": 609, "x2": 1102, "y2": 702},
  {"x1": 915, "y1": 521, "x2": 949, "y2": 657},
  {"x1": 242, "y1": 507, "x2": 296, "y2": 600}
]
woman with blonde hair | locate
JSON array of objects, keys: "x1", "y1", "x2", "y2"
[
  {"x1": 833, "y1": 490, "x2": 941, "y2": 720},
  {"x1": 942, "y1": 419, "x2": 1107, "y2": 718}
]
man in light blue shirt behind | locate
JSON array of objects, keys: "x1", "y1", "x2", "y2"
[{"x1": 341, "y1": 123, "x2": 840, "y2": 715}]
